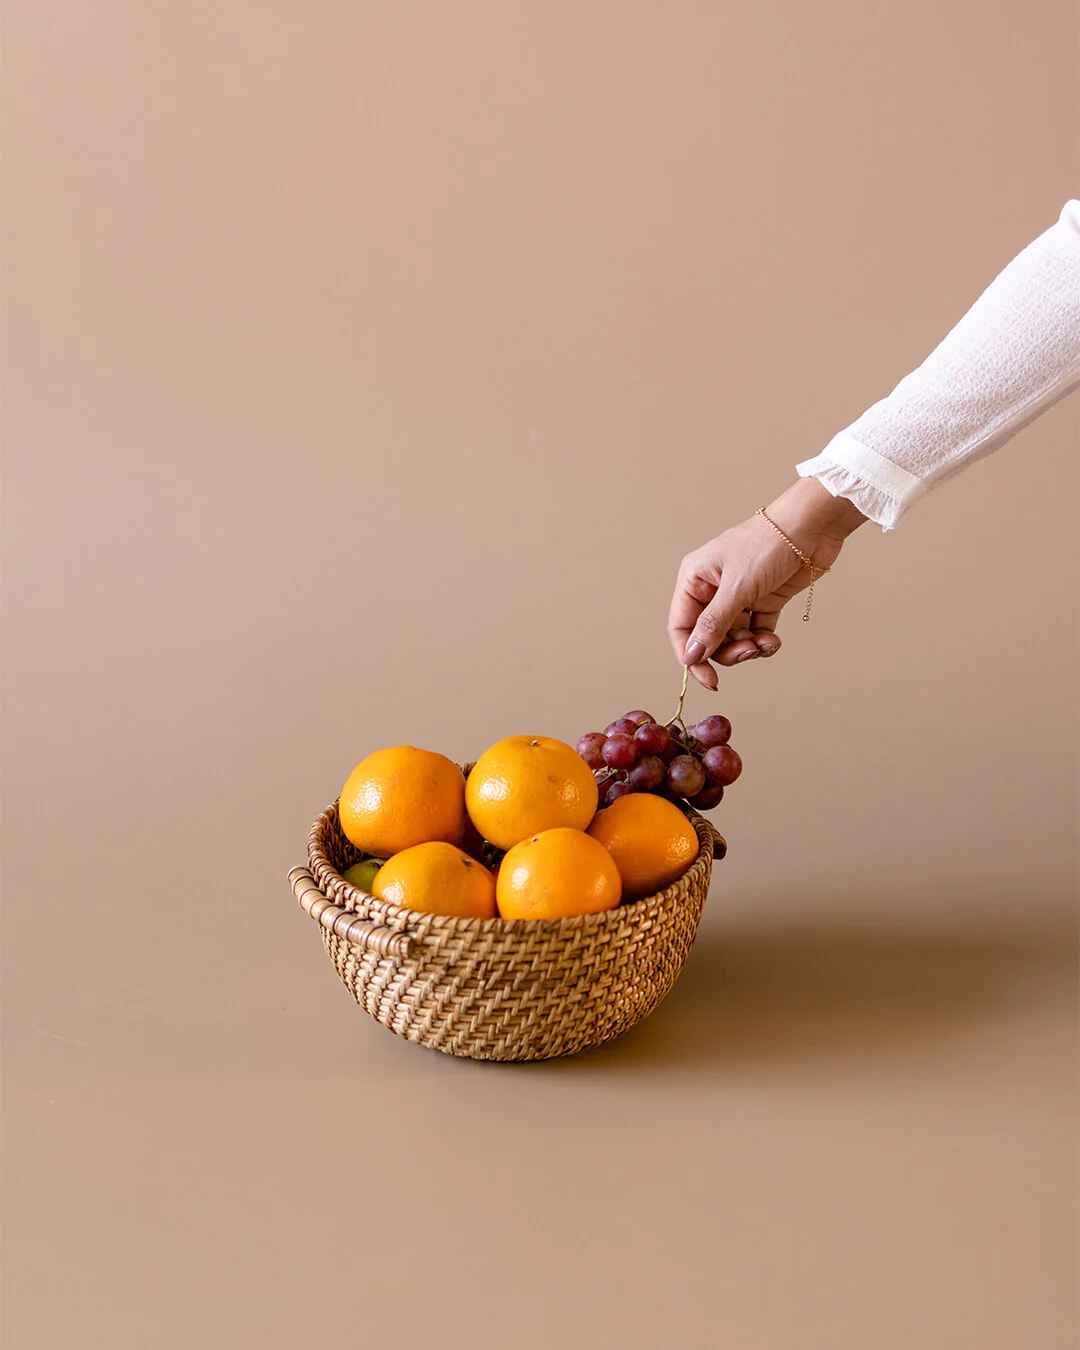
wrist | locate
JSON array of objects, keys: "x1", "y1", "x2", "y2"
[{"x1": 765, "y1": 477, "x2": 867, "y2": 550}]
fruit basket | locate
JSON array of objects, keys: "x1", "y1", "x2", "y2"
[{"x1": 288, "y1": 793, "x2": 725, "y2": 1063}]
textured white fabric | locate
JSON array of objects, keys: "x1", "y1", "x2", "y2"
[{"x1": 797, "y1": 200, "x2": 1080, "y2": 529}]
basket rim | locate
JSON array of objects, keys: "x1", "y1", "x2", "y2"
[{"x1": 307, "y1": 796, "x2": 723, "y2": 938}]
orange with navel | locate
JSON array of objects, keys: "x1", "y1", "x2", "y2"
[
  {"x1": 587, "y1": 793, "x2": 699, "y2": 898},
  {"x1": 372, "y1": 842, "x2": 496, "y2": 918},
  {"x1": 339, "y1": 746, "x2": 466, "y2": 857},
  {"x1": 466, "y1": 736, "x2": 598, "y2": 851},
  {"x1": 496, "y1": 827, "x2": 621, "y2": 920}
]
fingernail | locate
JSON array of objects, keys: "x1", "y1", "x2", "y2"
[
  {"x1": 684, "y1": 639, "x2": 705, "y2": 665},
  {"x1": 736, "y1": 650, "x2": 758, "y2": 663},
  {"x1": 758, "y1": 644, "x2": 778, "y2": 658}
]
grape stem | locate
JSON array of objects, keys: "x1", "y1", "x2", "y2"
[{"x1": 669, "y1": 665, "x2": 690, "y2": 734}]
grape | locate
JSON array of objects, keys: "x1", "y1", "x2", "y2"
[
  {"x1": 667, "y1": 754, "x2": 705, "y2": 798},
  {"x1": 604, "y1": 717, "x2": 638, "y2": 738},
  {"x1": 690, "y1": 782, "x2": 725, "y2": 811},
  {"x1": 703, "y1": 744, "x2": 742, "y2": 786},
  {"x1": 624, "y1": 709, "x2": 655, "y2": 726},
  {"x1": 633, "y1": 722, "x2": 671, "y2": 758},
  {"x1": 576, "y1": 733, "x2": 607, "y2": 769},
  {"x1": 690, "y1": 715, "x2": 732, "y2": 749},
  {"x1": 603, "y1": 777, "x2": 634, "y2": 806},
  {"x1": 661, "y1": 724, "x2": 687, "y2": 762},
  {"x1": 628, "y1": 755, "x2": 666, "y2": 791},
  {"x1": 602, "y1": 733, "x2": 639, "y2": 769}
]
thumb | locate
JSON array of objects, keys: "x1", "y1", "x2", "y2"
[{"x1": 682, "y1": 581, "x2": 746, "y2": 665}]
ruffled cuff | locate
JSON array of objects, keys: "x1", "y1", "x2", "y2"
[{"x1": 796, "y1": 430, "x2": 927, "y2": 531}]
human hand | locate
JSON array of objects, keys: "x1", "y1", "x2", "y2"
[{"x1": 667, "y1": 478, "x2": 866, "y2": 689}]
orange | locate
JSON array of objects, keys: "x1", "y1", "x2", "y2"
[
  {"x1": 339, "y1": 746, "x2": 466, "y2": 857},
  {"x1": 466, "y1": 736, "x2": 598, "y2": 850},
  {"x1": 496, "y1": 827, "x2": 621, "y2": 920},
  {"x1": 587, "y1": 793, "x2": 699, "y2": 899},
  {"x1": 372, "y1": 842, "x2": 496, "y2": 918}
]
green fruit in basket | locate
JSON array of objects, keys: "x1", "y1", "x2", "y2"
[{"x1": 342, "y1": 858, "x2": 384, "y2": 893}]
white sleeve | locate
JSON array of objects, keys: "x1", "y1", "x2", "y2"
[{"x1": 796, "y1": 200, "x2": 1080, "y2": 529}]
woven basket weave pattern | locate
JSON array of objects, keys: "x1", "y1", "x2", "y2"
[{"x1": 292, "y1": 792, "x2": 720, "y2": 1062}]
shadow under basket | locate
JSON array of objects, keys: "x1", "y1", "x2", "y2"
[{"x1": 289, "y1": 796, "x2": 725, "y2": 1063}]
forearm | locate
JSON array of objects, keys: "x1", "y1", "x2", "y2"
[{"x1": 797, "y1": 200, "x2": 1080, "y2": 529}]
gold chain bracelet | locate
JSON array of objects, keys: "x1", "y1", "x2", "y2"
[{"x1": 756, "y1": 506, "x2": 822, "y2": 622}]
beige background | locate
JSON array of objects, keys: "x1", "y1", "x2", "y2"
[{"x1": 4, "y1": 3, "x2": 1077, "y2": 1347}]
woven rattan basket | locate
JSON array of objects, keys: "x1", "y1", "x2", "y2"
[{"x1": 288, "y1": 783, "x2": 725, "y2": 1062}]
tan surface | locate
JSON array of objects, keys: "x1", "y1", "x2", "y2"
[{"x1": 4, "y1": 3, "x2": 1077, "y2": 1347}]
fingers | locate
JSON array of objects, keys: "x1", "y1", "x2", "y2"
[
  {"x1": 714, "y1": 637, "x2": 763, "y2": 666},
  {"x1": 749, "y1": 609, "x2": 782, "y2": 657},
  {"x1": 711, "y1": 611, "x2": 760, "y2": 667},
  {"x1": 667, "y1": 569, "x2": 711, "y2": 665},
  {"x1": 682, "y1": 581, "x2": 745, "y2": 665},
  {"x1": 669, "y1": 563, "x2": 723, "y2": 689},
  {"x1": 688, "y1": 660, "x2": 718, "y2": 692},
  {"x1": 753, "y1": 631, "x2": 782, "y2": 658},
  {"x1": 700, "y1": 609, "x2": 784, "y2": 674},
  {"x1": 668, "y1": 547, "x2": 785, "y2": 688}
]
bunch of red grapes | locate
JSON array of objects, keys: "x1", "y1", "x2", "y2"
[{"x1": 577, "y1": 710, "x2": 742, "y2": 813}]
